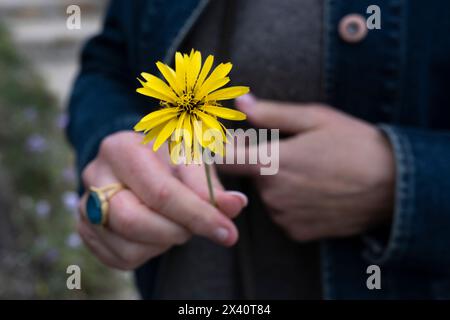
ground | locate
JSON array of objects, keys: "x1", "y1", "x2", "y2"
[{"x1": 0, "y1": 1, "x2": 137, "y2": 299}]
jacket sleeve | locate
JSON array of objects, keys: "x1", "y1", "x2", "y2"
[
  {"x1": 66, "y1": 0, "x2": 146, "y2": 184},
  {"x1": 66, "y1": 1, "x2": 161, "y2": 299},
  {"x1": 363, "y1": 124, "x2": 450, "y2": 273}
]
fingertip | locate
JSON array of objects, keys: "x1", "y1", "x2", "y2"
[
  {"x1": 235, "y1": 93, "x2": 256, "y2": 112},
  {"x1": 208, "y1": 205, "x2": 240, "y2": 246},
  {"x1": 227, "y1": 191, "x2": 248, "y2": 207},
  {"x1": 227, "y1": 223, "x2": 240, "y2": 246},
  {"x1": 214, "y1": 224, "x2": 239, "y2": 247},
  {"x1": 215, "y1": 190, "x2": 248, "y2": 219}
]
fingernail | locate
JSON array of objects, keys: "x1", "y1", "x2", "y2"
[
  {"x1": 235, "y1": 93, "x2": 256, "y2": 109},
  {"x1": 214, "y1": 227, "x2": 230, "y2": 242},
  {"x1": 227, "y1": 191, "x2": 248, "y2": 208}
]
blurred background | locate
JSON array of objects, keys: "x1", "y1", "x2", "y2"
[{"x1": 0, "y1": 0, "x2": 136, "y2": 299}]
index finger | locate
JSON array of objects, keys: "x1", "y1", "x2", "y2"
[{"x1": 103, "y1": 135, "x2": 239, "y2": 246}]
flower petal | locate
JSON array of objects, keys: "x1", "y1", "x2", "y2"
[
  {"x1": 208, "y1": 139, "x2": 224, "y2": 156},
  {"x1": 153, "y1": 117, "x2": 178, "y2": 151},
  {"x1": 183, "y1": 114, "x2": 193, "y2": 149},
  {"x1": 194, "y1": 55, "x2": 214, "y2": 91},
  {"x1": 134, "y1": 110, "x2": 178, "y2": 132},
  {"x1": 141, "y1": 122, "x2": 165, "y2": 144},
  {"x1": 208, "y1": 62, "x2": 233, "y2": 80},
  {"x1": 202, "y1": 105, "x2": 247, "y2": 120},
  {"x1": 137, "y1": 87, "x2": 175, "y2": 103},
  {"x1": 136, "y1": 107, "x2": 179, "y2": 124},
  {"x1": 219, "y1": 121, "x2": 233, "y2": 141},
  {"x1": 192, "y1": 141, "x2": 203, "y2": 164},
  {"x1": 201, "y1": 122, "x2": 225, "y2": 156},
  {"x1": 174, "y1": 52, "x2": 186, "y2": 92},
  {"x1": 193, "y1": 117, "x2": 206, "y2": 148},
  {"x1": 187, "y1": 50, "x2": 201, "y2": 91},
  {"x1": 207, "y1": 86, "x2": 250, "y2": 101},
  {"x1": 195, "y1": 110, "x2": 226, "y2": 142},
  {"x1": 195, "y1": 63, "x2": 232, "y2": 99},
  {"x1": 140, "y1": 72, "x2": 178, "y2": 101},
  {"x1": 174, "y1": 111, "x2": 186, "y2": 142},
  {"x1": 169, "y1": 140, "x2": 183, "y2": 164},
  {"x1": 195, "y1": 77, "x2": 230, "y2": 100},
  {"x1": 156, "y1": 61, "x2": 183, "y2": 96}
]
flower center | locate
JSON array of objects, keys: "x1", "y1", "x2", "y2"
[{"x1": 177, "y1": 92, "x2": 199, "y2": 113}]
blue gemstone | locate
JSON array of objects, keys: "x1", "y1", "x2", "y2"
[{"x1": 86, "y1": 192, "x2": 102, "y2": 225}]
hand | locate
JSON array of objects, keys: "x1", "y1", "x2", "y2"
[
  {"x1": 220, "y1": 95, "x2": 395, "y2": 242},
  {"x1": 78, "y1": 131, "x2": 247, "y2": 270}
]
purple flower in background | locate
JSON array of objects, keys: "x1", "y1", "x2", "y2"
[
  {"x1": 62, "y1": 167, "x2": 76, "y2": 183},
  {"x1": 56, "y1": 113, "x2": 69, "y2": 129},
  {"x1": 26, "y1": 134, "x2": 48, "y2": 153},
  {"x1": 62, "y1": 191, "x2": 79, "y2": 214},
  {"x1": 66, "y1": 233, "x2": 82, "y2": 248},
  {"x1": 44, "y1": 248, "x2": 60, "y2": 264},
  {"x1": 35, "y1": 200, "x2": 51, "y2": 218}
]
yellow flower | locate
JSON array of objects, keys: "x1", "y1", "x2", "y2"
[{"x1": 134, "y1": 49, "x2": 249, "y2": 163}]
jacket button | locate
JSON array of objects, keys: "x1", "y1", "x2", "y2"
[{"x1": 338, "y1": 14, "x2": 368, "y2": 43}]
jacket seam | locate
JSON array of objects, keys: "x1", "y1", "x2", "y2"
[
  {"x1": 364, "y1": 125, "x2": 416, "y2": 265},
  {"x1": 163, "y1": 0, "x2": 210, "y2": 64},
  {"x1": 322, "y1": 0, "x2": 337, "y2": 104}
]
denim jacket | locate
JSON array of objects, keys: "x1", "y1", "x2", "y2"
[{"x1": 67, "y1": 0, "x2": 450, "y2": 299}]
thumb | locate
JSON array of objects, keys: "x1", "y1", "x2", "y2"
[
  {"x1": 235, "y1": 94, "x2": 326, "y2": 134},
  {"x1": 176, "y1": 164, "x2": 248, "y2": 219}
]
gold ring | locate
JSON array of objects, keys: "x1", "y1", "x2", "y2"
[{"x1": 86, "y1": 183, "x2": 124, "y2": 225}]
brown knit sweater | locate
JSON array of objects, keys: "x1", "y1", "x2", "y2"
[{"x1": 154, "y1": 0, "x2": 325, "y2": 299}]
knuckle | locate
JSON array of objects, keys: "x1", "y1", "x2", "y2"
[
  {"x1": 99, "y1": 135, "x2": 114, "y2": 156},
  {"x1": 99, "y1": 133, "x2": 122, "y2": 157},
  {"x1": 82, "y1": 162, "x2": 97, "y2": 185},
  {"x1": 151, "y1": 182, "x2": 172, "y2": 211},
  {"x1": 185, "y1": 212, "x2": 208, "y2": 235},
  {"x1": 110, "y1": 190, "x2": 128, "y2": 210},
  {"x1": 99, "y1": 131, "x2": 141, "y2": 163},
  {"x1": 111, "y1": 197, "x2": 136, "y2": 237}
]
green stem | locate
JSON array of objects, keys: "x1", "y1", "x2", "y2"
[{"x1": 204, "y1": 163, "x2": 216, "y2": 206}]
